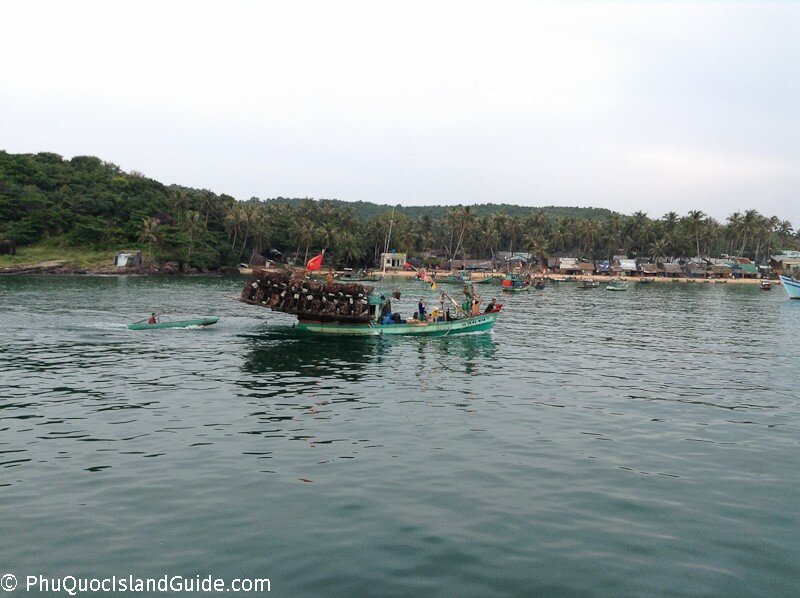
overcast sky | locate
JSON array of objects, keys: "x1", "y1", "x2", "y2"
[{"x1": 2, "y1": 0, "x2": 798, "y2": 224}]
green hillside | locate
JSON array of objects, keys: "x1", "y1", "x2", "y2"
[{"x1": 1, "y1": 150, "x2": 796, "y2": 270}]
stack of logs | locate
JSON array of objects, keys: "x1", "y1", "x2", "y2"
[{"x1": 240, "y1": 269, "x2": 375, "y2": 323}]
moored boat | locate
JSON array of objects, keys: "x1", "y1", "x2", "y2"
[
  {"x1": 778, "y1": 275, "x2": 800, "y2": 299},
  {"x1": 499, "y1": 272, "x2": 531, "y2": 292},
  {"x1": 128, "y1": 317, "x2": 219, "y2": 330},
  {"x1": 338, "y1": 271, "x2": 383, "y2": 282},
  {"x1": 577, "y1": 279, "x2": 599, "y2": 289},
  {"x1": 759, "y1": 280, "x2": 772, "y2": 291},
  {"x1": 607, "y1": 279, "x2": 628, "y2": 291},
  {"x1": 473, "y1": 275, "x2": 501, "y2": 285},
  {"x1": 436, "y1": 271, "x2": 471, "y2": 284}
]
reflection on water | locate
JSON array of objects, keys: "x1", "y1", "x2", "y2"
[{"x1": 1, "y1": 275, "x2": 799, "y2": 596}]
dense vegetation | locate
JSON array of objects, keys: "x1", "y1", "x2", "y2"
[{"x1": 1, "y1": 150, "x2": 797, "y2": 269}]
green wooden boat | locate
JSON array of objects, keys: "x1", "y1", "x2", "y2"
[
  {"x1": 436, "y1": 272, "x2": 470, "y2": 284},
  {"x1": 338, "y1": 273, "x2": 383, "y2": 282},
  {"x1": 295, "y1": 312, "x2": 499, "y2": 336},
  {"x1": 127, "y1": 317, "x2": 219, "y2": 330},
  {"x1": 606, "y1": 280, "x2": 628, "y2": 291},
  {"x1": 473, "y1": 276, "x2": 501, "y2": 285},
  {"x1": 499, "y1": 273, "x2": 531, "y2": 292}
]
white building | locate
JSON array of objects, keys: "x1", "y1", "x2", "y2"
[{"x1": 380, "y1": 252, "x2": 407, "y2": 270}]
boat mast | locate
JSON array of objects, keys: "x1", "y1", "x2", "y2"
[{"x1": 383, "y1": 205, "x2": 395, "y2": 274}]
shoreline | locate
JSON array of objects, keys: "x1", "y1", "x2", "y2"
[{"x1": 0, "y1": 262, "x2": 780, "y2": 286}]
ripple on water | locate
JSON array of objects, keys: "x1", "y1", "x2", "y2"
[{"x1": 0, "y1": 276, "x2": 798, "y2": 594}]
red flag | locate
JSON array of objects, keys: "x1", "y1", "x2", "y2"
[
  {"x1": 306, "y1": 251, "x2": 324, "y2": 271},
  {"x1": 404, "y1": 261, "x2": 412, "y2": 269}
]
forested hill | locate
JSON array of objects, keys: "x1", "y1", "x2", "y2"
[
  {"x1": 1, "y1": 150, "x2": 796, "y2": 270},
  {"x1": 260, "y1": 197, "x2": 616, "y2": 221}
]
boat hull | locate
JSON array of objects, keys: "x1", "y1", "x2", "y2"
[
  {"x1": 778, "y1": 276, "x2": 800, "y2": 299},
  {"x1": 296, "y1": 312, "x2": 499, "y2": 336},
  {"x1": 128, "y1": 317, "x2": 219, "y2": 330}
]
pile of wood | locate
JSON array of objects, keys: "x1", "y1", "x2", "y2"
[{"x1": 241, "y1": 269, "x2": 375, "y2": 323}]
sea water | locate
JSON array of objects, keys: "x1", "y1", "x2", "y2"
[{"x1": 1, "y1": 275, "x2": 798, "y2": 595}]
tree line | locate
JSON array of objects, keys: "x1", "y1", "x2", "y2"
[{"x1": 1, "y1": 151, "x2": 797, "y2": 269}]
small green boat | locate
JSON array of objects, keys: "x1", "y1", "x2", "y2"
[
  {"x1": 606, "y1": 279, "x2": 628, "y2": 291},
  {"x1": 499, "y1": 273, "x2": 531, "y2": 292},
  {"x1": 338, "y1": 272, "x2": 383, "y2": 282},
  {"x1": 127, "y1": 317, "x2": 219, "y2": 330},
  {"x1": 473, "y1": 276, "x2": 501, "y2": 285},
  {"x1": 436, "y1": 271, "x2": 470, "y2": 284}
]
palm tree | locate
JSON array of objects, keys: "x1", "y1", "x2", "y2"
[
  {"x1": 294, "y1": 219, "x2": 316, "y2": 264},
  {"x1": 249, "y1": 211, "x2": 272, "y2": 263},
  {"x1": 317, "y1": 224, "x2": 337, "y2": 252},
  {"x1": 452, "y1": 206, "x2": 476, "y2": 259},
  {"x1": 523, "y1": 232, "x2": 549, "y2": 266},
  {"x1": 738, "y1": 209, "x2": 761, "y2": 257},
  {"x1": 776, "y1": 220, "x2": 794, "y2": 251},
  {"x1": 648, "y1": 238, "x2": 669, "y2": 262},
  {"x1": 224, "y1": 205, "x2": 244, "y2": 248},
  {"x1": 198, "y1": 190, "x2": 217, "y2": 227},
  {"x1": 687, "y1": 210, "x2": 705, "y2": 257},
  {"x1": 336, "y1": 231, "x2": 366, "y2": 266},
  {"x1": 169, "y1": 189, "x2": 190, "y2": 215},
  {"x1": 183, "y1": 210, "x2": 202, "y2": 264},
  {"x1": 138, "y1": 217, "x2": 162, "y2": 261}
]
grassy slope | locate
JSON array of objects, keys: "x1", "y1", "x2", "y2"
[{"x1": 0, "y1": 238, "x2": 120, "y2": 269}]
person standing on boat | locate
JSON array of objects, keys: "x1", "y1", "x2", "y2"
[
  {"x1": 147, "y1": 312, "x2": 158, "y2": 324},
  {"x1": 418, "y1": 299, "x2": 426, "y2": 321},
  {"x1": 484, "y1": 298, "x2": 496, "y2": 313},
  {"x1": 471, "y1": 300, "x2": 481, "y2": 317}
]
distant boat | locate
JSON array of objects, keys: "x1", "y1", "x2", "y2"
[
  {"x1": 436, "y1": 271, "x2": 471, "y2": 284},
  {"x1": 637, "y1": 277, "x2": 655, "y2": 284},
  {"x1": 778, "y1": 275, "x2": 800, "y2": 299},
  {"x1": 128, "y1": 317, "x2": 219, "y2": 330},
  {"x1": 759, "y1": 280, "x2": 772, "y2": 291},
  {"x1": 473, "y1": 275, "x2": 501, "y2": 285},
  {"x1": 577, "y1": 279, "x2": 599, "y2": 289},
  {"x1": 338, "y1": 271, "x2": 383, "y2": 282},
  {"x1": 607, "y1": 279, "x2": 628, "y2": 291},
  {"x1": 500, "y1": 273, "x2": 531, "y2": 292}
]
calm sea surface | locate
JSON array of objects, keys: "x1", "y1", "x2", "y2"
[{"x1": 1, "y1": 275, "x2": 798, "y2": 596}]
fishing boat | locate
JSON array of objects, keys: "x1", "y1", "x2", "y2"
[
  {"x1": 240, "y1": 269, "x2": 500, "y2": 336},
  {"x1": 500, "y1": 273, "x2": 531, "y2": 292},
  {"x1": 338, "y1": 272, "x2": 383, "y2": 282},
  {"x1": 607, "y1": 279, "x2": 628, "y2": 291},
  {"x1": 295, "y1": 311, "x2": 499, "y2": 336},
  {"x1": 533, "y1": 281, "x2": 546, "y2": 290},
  {"x1": 577, "y1": 279, "x2": 599, "y2": 289},
  {"x1": 778, "y1": 275, "x2": 800, "y2": 299},
  {"x1": 759, "y1": 280, "x2": 772, "y2": 291},
  {"x1": 473, "y1": 275, "x2": 501, "y2": 285},
  {"x1": 128, "y1": 317, "x2": 219, "y2": 330},
  {"x1": 436, "y1": 271, "x2": 471, "y2": 284},
  {"x1": 637, "y1": 277, "x2": 655, "y2": 284}
]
